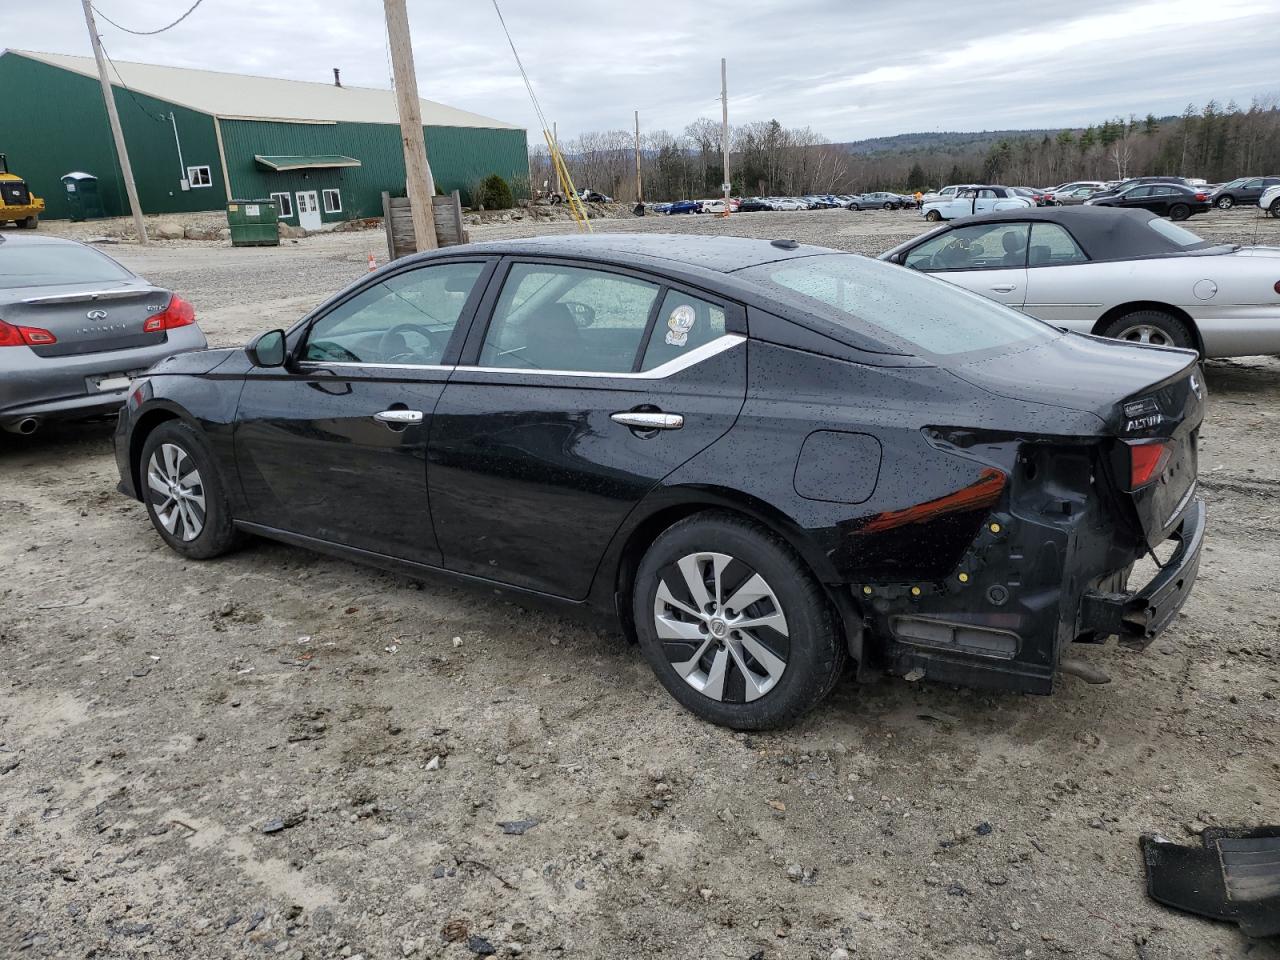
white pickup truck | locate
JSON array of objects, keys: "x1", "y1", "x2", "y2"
[{"x1": 921, "y1": 185, "x2": 1033, "y2": 222}]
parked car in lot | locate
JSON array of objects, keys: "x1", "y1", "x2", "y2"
[
  {"x1": 1210, "y1": 175, "x2": 1280, "y2": 209},
  {"x1": 857, "y1": 192, "x2": 906, "y2": 210},
  {"x1": 880, "y1": 206, "x2": 1280, "y2": 355},
  {"x1": 921, "y1": 184, "x2": 972, "y2": 204},
  {"x1": 1085, "y1": 182, "x2": 1210, "y2": 220},
  {"x1": 738, "y1": 197, "x2": 774, "y2": 212},
  {"x1": 1260, "y1": 184, "x2": 1280, "y2": 217},
  {"x1": 116, "y1": 233, "x2": 1205, "y2": 729},
  {"x1": 768, "y1": 197, "x2": 806, "y2": 211},
  {"x1": 578, "y1": 189, "x2": 613, "y2": 203},
  {"x1": 700, "y1": 198, "x2": 740, "y2": 214},
  {"x1": 921, "y1": 185, "x2": 1032, "y2": 221},
  {"x1": 1, "y1": 234, "x2": 206, "y2": 435},
  {"x1": 666, "y1": 200, "x2": 699, "y2": 214},
  {"x1": 1044, "y1": 181, "x2": 1108, "y2": 204},
  {"x1": 1052, "y1": 186, "x2": 1105, "y2": 206}
]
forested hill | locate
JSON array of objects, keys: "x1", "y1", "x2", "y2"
[{"x1": 833, "y1": 129, "x2": 1065, "y2": 155}]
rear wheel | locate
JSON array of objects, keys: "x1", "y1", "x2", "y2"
[
  {"x1": 925, "y1": 209, "x2": 942, "y2": 222},
  {"x1": 139, "y1": 420, "x2": 242, "y2": 559},
  {"x1": 633, "y1": 512, "x2": 845, "y2": 730},
  {"x1": 1101, "y1": 309, "x2": 1194, "y2": 350},
  {"x1": 1215, "y1": 195, "x2": 1234, "y2": 210},
  {"x1": 1270, "y1": 198, "x2": 1280, "y2": 218},
  {"x1": 1168, "y1": 203, "x2": 1191, "y2": 221}
]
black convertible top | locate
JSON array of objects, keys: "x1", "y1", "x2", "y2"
[{"x1": 941, "y1": 206, "x2": 1212, "y2": 261}]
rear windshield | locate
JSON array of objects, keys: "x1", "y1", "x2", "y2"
[
  {"x1": 740, "y1": 254, "x2": 1058, "y2": 359},
  {"x1": 0, "y1": 242, "x2": 134, "y2": 289}
]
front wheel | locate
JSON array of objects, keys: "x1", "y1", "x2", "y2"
[
  {"x1": 1168, "y1": 203, "x2": 1191, "y2": 221},
  {"x1": 925, "y1": 209, "x2": 942, "y2": 222},
  {"x1": 1100, "y1": 309, "x2": 1194, "y2": 351},
  {"x1": 1215, "y1": 195, "x2": 1234, "y2": 210},
  {"x1": 633, "y1": 512, "x2": 845, "y2": 730},
  {"x1": 1270, "y1": 198, "x2": 1280, "y2": 218},
  {"x1": 139, "y1": 420, "x2": 242, "y2": 559}
]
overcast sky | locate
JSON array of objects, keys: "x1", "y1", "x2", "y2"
[{"x1": 8, "y1": 0, "x2": 1278, "y2": 141}]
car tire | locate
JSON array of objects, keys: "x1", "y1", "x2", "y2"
[
  {"x1": 1215, "y1": 195, "x2": 1234, "y2": 210},
  {"x1": 925, "y1": 209, "x2": 942, "y2": 222},
  {"x1": 632, "y1": 511, "x2": 846, "y2": 730},
  {"x1": 139, "y1": 420, "x2": 242, "y2": 560},
  {"x1": 848, "y1": 203, "x2": 860, "y2": 211},
  {"x1": 1168, "y1": 203, "x2": 1191, "y2": 221},
  {"x1": 1270, "y1": 198, "x2": 1280, "y2": 218},
  {"x1": 1100, "y1": 309, "x2": 1195, "y2": 350}
]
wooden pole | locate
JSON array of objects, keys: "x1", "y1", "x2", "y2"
[
  {"x1": 634, "y1": 110, "x2": 643, "y2": 204},
  {"x1": 81, "y1": 0, "x2": 147, "y2": 243},
  {"x1": 720, "y1": 58, "x2": 731, "y2": 216},
  {"x1": 383, "y1": 0, "x2": 437, "y2": 251}
]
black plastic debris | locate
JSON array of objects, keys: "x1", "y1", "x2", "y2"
[
  {"x1": 498, "y1": 818, "x2": 539, "y2": 835},
  {"x1": 1140, "y1": 828, "x2": 1280, "y2": 937}
]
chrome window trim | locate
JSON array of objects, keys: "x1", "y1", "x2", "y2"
[
  {"x1": 463, "y1": 333, "x2": 746, "y2": 380},
  {"x1": 295, "y1": 361, "x2": 455, "y2": 372}
]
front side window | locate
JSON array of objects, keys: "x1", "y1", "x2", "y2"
[
  {"x1": 302, "y1": 261, "x2": 484, "y2": 364},
  {"x1": 741, "y1": 254, "x2": 1057, "y2": 359},
  {"x1": 479, "y1": 263, "x2": 659, "y2": 373},
  {"x1": 322, "y1": 189, "x2": 342, "y2": 213},
  {"x1": 186, "y1": 165, "x2": 212, "y2": 188},
  {"x1": 904, "y1": 222, "x2": 1030, "y2": 271},
  {"x1": 1028, "y1": 222, "x2": 1088, "y2": 267}
]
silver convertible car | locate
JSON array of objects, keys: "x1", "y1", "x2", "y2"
[
  {"x1": 0, "y1": 234, "x2": 206, "y2": 435},
  {"x1": 880, "y1": 206, "x2": 1280, "y2": 355}
]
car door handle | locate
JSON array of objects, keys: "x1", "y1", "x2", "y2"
[
  {"x1": 611, "y1": 411, "x2": 683, "y2": 430},
  {"x1": 989, "y1": 283, "x2": 1017, "y2": 293},
  {"x1": 373, "y1": 409, "x2": 424, "y2": 425}
]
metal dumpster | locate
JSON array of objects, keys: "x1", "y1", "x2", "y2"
[{"x1": 226, "y1": 199, "x2": 279, "y2": 247}]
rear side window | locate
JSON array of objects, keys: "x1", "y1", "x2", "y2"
[
  {"x1": 742, "y1": 254, "x2": 1057, "y2": 359},
  {"x1": 1028, "y1": 223, "x2": 1088, "y2": 267},
  {"x1": 640, "y1": 290, "x2": 726, "y2": 371},
  {"x1": 479, "y1": 263, "x2": 659, "y2": 373},
  {"x1": 0, "y1": 242, "x2": 133, "y2": 289}
]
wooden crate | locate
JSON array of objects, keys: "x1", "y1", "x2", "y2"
[{"x1": 382, "y1": 191, "x2": 469, "y2": 260}]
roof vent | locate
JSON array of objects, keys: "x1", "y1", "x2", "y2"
[
  {"x1": 333, "y1": 68, "x2": 342, "y2": 88},
  {"x1": 770, "y1": 238, "x2": 799, "y2": 249}
]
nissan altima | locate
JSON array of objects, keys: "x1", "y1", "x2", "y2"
[
  {"x1": 1, "y1": 234, "x2": 206, "y2": 435},
  {"x1": 115, "y1": 235, "x2": 1206, "y2": 729}
]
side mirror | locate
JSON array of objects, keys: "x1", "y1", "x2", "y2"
[{"x1": 248, "y1": 329, "x2": 287, "y2": 368}]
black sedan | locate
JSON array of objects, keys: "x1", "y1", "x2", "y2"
[
  {"x1": 114, "y1": 235, "x2": 1206, "y2": 729},
  {"x1": 1086, "y1": 183, "x2": 1211, "y2": 220}
]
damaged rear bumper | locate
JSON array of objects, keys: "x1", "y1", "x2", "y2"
[{"x1": 1078, "y1": 498, "x2": 1206, "y2": 649}]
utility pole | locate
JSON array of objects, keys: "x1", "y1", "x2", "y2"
[
  {"x1": 383, "y1": 0, "x2": 437, "y2": 251},
  {"x1": 81, "y1": 0, "x2": 147, "y2": 243},
  {"x1": 720, "y1": 58, "x2": 731, "y2": 216},
  {"x1": 634, "y1": 110, "x2": 643, "y2": 205}
]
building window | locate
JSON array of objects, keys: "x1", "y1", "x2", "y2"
[
  {"x1": 270, "y1": 192, "x2": 293, "y2": 218},
  {"x1": 186, "y1": 165, "x2": 212, "y2": 188},
  {"x1": 322, "y1": 188, "x2": 342, "y2": 214}
]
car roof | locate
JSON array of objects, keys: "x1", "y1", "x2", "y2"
[
  {"x1": 0, "y1": 233, "x2": 86, "y2": 248},
  {"x1": 938, "y1": 206, "x2": 1212, "y2": 260},
  {"x1": 465, "y1": 233, "x2": 832, "y2": 274}
]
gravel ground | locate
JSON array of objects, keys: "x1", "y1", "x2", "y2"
[{"x1": 3, "y1": 208, "x2": 1279, "y2": 960}]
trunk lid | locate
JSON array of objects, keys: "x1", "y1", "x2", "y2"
[
  {"x1": 951, "y1": 332, "x2": 1203, "y2": 548},
  {"x1": 3, "y1": 282, "x2": 172, "y2": 357}
]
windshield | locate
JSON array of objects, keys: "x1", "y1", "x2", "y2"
[
  {"x1": 740, "y1": 254, "x2": 1059, "y2": 359},
  {"x1": 1147, "y1": 219, "x2": 1206, "y2": 248},
  {"x1": 0, "y1": 242, "x2": 134, "y2": 289}
]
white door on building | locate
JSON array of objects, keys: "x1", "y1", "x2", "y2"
[{"x1": 296, "y1": 191, "x2": 321, "y2": 230}]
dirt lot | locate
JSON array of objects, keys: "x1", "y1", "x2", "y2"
[{"x1": 3, "y1": 208, "x2": 1279, "y2": 960}]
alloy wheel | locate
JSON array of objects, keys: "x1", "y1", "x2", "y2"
[
  {"x1": 1114, "y1": 323, "x2": 1174, "y2": 347},
  {"x1": 146, "y1": 442, "x2": 206, "y2": 542},
  {"x1": 653, "y1": 552, "x2": 790, "y2": 703},
  {"x1": 1217, "y1": 196, "x2": 1233, "y2": 209}
]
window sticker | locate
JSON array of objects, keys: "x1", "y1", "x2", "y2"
[{"x1": 664, "y1": 304, "x2": 696, "y2": 347}]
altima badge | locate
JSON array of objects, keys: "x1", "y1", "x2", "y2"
[{"x1": 86, "y1": 309, "x2": 108, "y2": 320}]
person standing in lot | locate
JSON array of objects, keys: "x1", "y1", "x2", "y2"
[{"x1": 914, "y1": 190, "x2": 923, "y2": 209}]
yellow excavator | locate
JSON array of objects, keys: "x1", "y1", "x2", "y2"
[{"x1": 0, "y1": 154, "x2": 44, "y2": 229}]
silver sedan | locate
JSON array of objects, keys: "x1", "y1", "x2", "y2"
[{"x1": 0, "y1": 234, "x2": 206, "y2": 435}]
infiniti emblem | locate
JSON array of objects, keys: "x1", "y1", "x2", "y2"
[{"x1": 86, "y1": 309, "x2": 109, "y2": 320}]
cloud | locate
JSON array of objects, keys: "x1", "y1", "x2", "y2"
[{"x1": 7, "y1": 0, "x2": 1275, "y2": 142}]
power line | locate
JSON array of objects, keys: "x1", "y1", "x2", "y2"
[
  {"x1": 92, "y1": 0, "x2": 204, "y2": 35},
  {"x1": 98, "y1": 39, "x2": 168, "y2": 122}
]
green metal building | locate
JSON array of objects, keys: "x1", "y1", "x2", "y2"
[{"x1": 0, "y1": 49, "x2": 528, "y2": 226}]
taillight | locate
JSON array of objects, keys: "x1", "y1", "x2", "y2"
[
  {"x1": 0, "y1": 318, "x2": 58, "y2": 347},
  {"x1": 143, "y1": 294, "x2": 196, "y2": 333},
  {"x1": 1194, "y1": 192, "x2": 1207, "y2": 201},
  {"x1": 1274, "y1": 280, "x2": 1280, "y2": 296},
  {"x1": 1127, "y1": 439, "x2": 1172, "y2": 488}
]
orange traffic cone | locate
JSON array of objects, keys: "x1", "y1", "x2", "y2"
[{"x1": 367, "y1": 253, "x2": 376, "y2": 272}]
